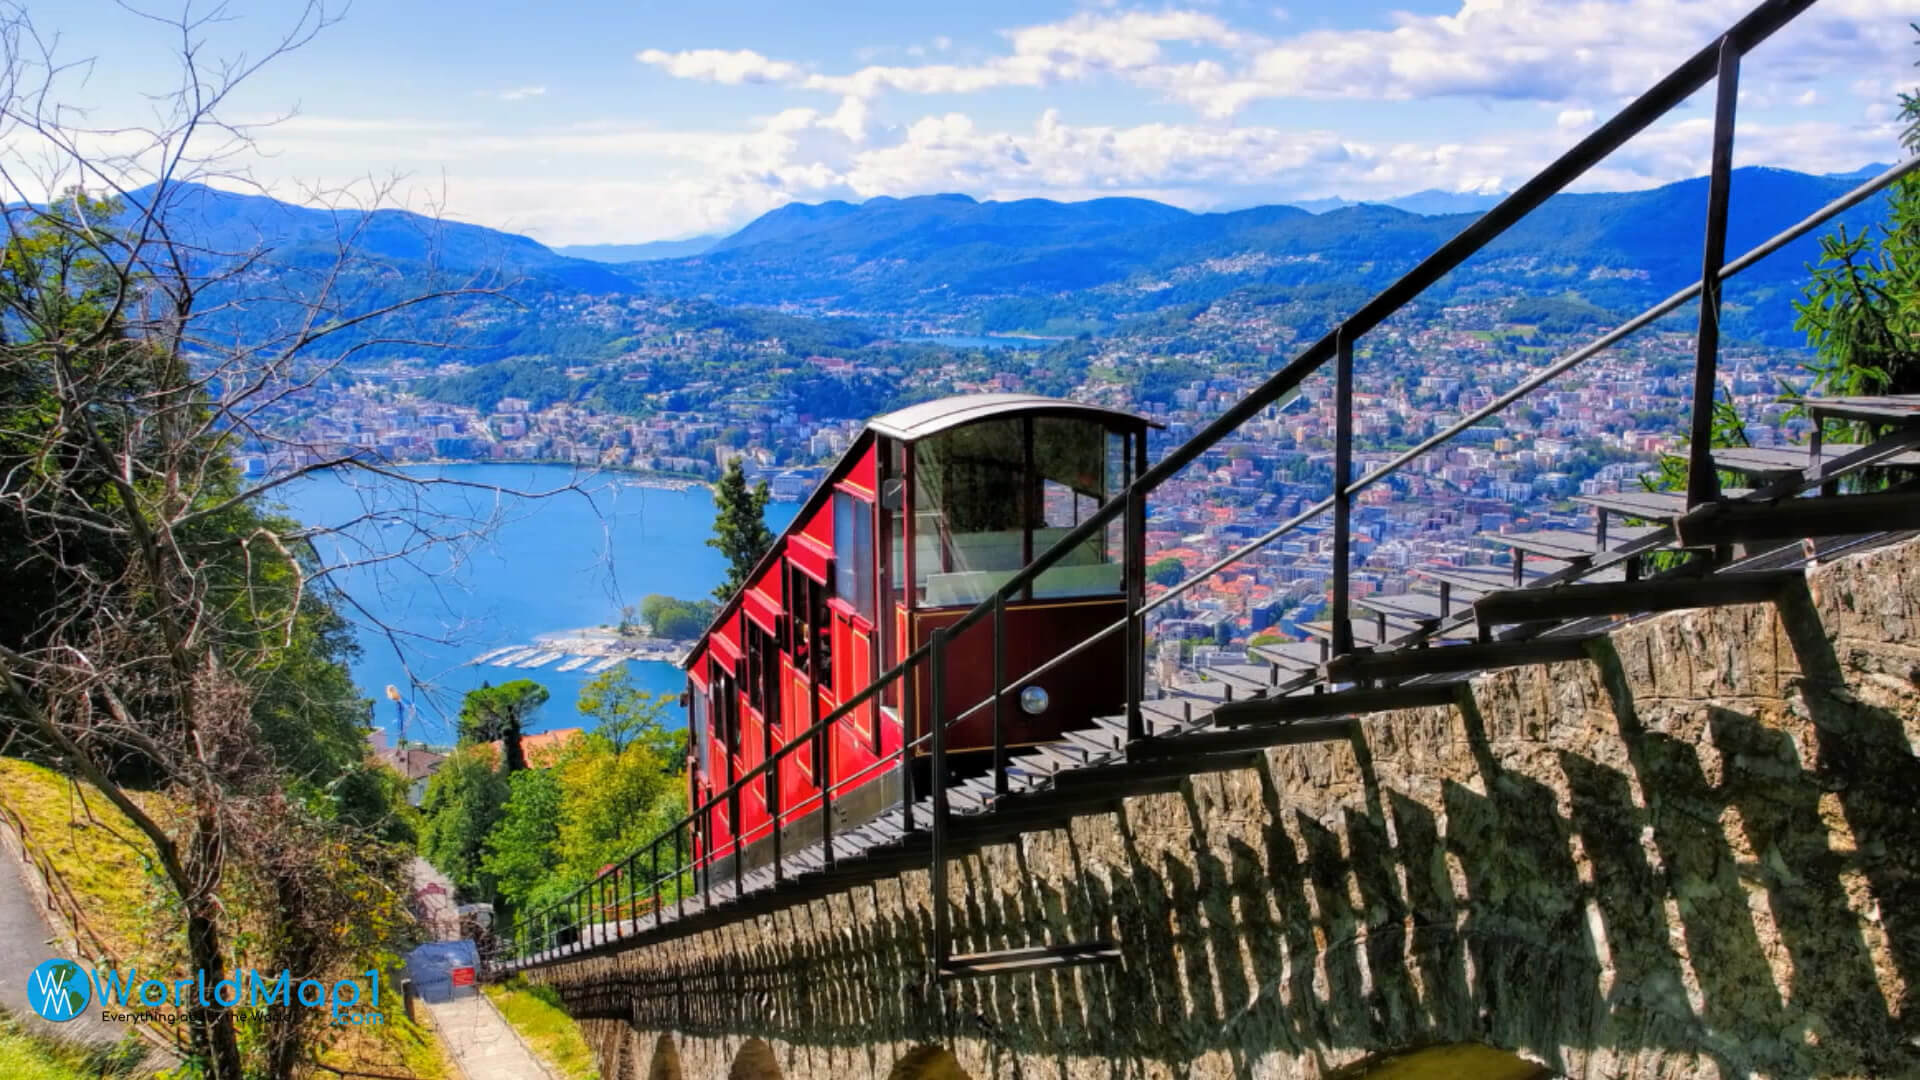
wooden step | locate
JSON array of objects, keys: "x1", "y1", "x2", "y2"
[
  {"x1": 1354, "y1": 590, "x2": 1457, "y2": 623},
  {"x1": 1573, "y1": 488, "x2": 1752, "y2": 522},
  {"x1": 1676, "y1": 489, "x2": 1920, "y2": 547},
  {"x1": 1211, "y1": 683, "x2": 1460, "y2": 727},
  {"x1": 1200, "y1": 662, "x2": 1279, "y2": 691},
  {"x1": 1793, "y1": 394, "x2": 1920, "y2": 426},
  {"x1": 1712, "y1": 444, "x2": 1920, "y2": 477},
  {"x1": 1417, "y1": 561, "x2": 1630, "y2": 597},
  {"x1": 1251, "y1": 639, "x2": 1325, "y2": 672},
  {"x1": 1062, "y1": 726, "x2": 1126, "y2": 756},
  {"x1": 1473, "y1": 570, "x2": 1800, "y2": 628},
  {"x1": 1324, "y1": 635, "x2": 1599, "y2": 681},
  {"x1": 1486, "y1": 525, "x2": 1659, "y2": 562},
  {"x1": 1300, "y1": 617, "x2": 1418, "y2": 647}
]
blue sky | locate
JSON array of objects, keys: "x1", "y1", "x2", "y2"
[{"x1": 32, "y1": 0, "x2": 1920, "y2": 245}]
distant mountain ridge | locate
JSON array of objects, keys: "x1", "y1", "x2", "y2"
[
  {"x1": 113, "y1": 182, "x2": 636, "y2": 294},
  {"x1": 599, "y1": 165, "x2": 1889, "y2": 346},
  {"x1": 1292, "y1": 189, "x2": 1509, "y2": 215},
  {"x1": 557, "y1": 236, "x2": 719, "y2": 262},
  {"x1": 83, "y1": 164, "x2": 1896, "y2": 350}
]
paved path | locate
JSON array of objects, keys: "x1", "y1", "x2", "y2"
[
  {"x1": 0, "y1": 833, "x2": 137, "y2": 1047},
  {"x1": 419, "y1": 987, "x2": 553, "y2": 1080}
]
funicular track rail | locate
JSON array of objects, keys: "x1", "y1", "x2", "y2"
[{"x1": 498, "y1": 0, "x2": 1920, "y2": 981}]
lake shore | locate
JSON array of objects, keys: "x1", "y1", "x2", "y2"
[
  {"x1": 402, "y1": 457, "x2": 713, "y2": 493},
  {"x1": 533, "y1": 625, "x2": 694, "y2": 666}
]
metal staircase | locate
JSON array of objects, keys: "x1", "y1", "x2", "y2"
[{"x1": 497, "y1": 0, "x2": 1920, "y2": 987}]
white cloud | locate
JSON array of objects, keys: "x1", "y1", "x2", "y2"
[
  {"x1": 232, "y1": 90, "x2": 1901, "y2": 245},
  {"x1": 636, "y1": 48, "x2": 804, "y2": 85},
  {"x1": 636, "y1": 8, "x2": 1259, "y2": 103},
  {"x1": 173, "y1": 1, "x2": 1910, "y2": 245},
  {"x1": 489, "y1": 86, "x2": 547, "y2": 102},
  {"x1": 635, "y1": 0, "x2": 1915, "y2": 118},
  {"x1": 1557, "y1": 108, "x2": 1596, "y2": 130}
]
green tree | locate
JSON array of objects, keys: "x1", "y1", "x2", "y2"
[
  {"x1": 707, "y1": 458, "x2": 775, "y2": 601},
  {"x1": 419, "y1": 746, "x2": 510, "y2": 902},
  {"x1": 554, "y1": 736, "x2": 685, "y2": 886},
  {"x1": 1148, "y1": 556, "x2": 1186, "y2": 587},
  {"x1": 459, "y1": 679, "x2": 550, "y2": 773},
  {"x1": 578, "y1": 666, "x2": 683, "y2": 759},
  {"x1": 1794, "y1": 63, "x2": 1920, "y2": 411},
  {"x1": 480, "y1": 767, "x2": 564, "y2": 913},
  {"x1": 639, "y1": 593, "x2": 717, "y2": 639}
]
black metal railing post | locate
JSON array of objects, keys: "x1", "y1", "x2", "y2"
[
  {"x1": 624, "y1": 853, "x2": 636, "y2": 935},
  {"x1": 992, "y1": 594, "x2": 1008, "y2": 795},
  {"x1": 1124, "y1": 478, "x2": 1146, "y2": 742},
  {"x1": 764, "y1": 706, "x2": 781, "y2": 885},
  {"x1": 701, "y1": 802, "x2": 712, "y2": 904},
  {"x1": 900, "y1": 667, "x2": 917, "y2": 834},
  {"x1": 1687, "y1": 35, "x2": 1741, "y2": 507},
  {"x1": 812, "y1": 663, "x2": 833, "y2": 870},
  {"x1": 929, "y1": 627, "x2": 951, "y2": 974},
  {"x1": 731, "y1": 783, "x2": 743, "y2": 902},
  {"x1": 674, "y1": 823, "x2": 686, "y2": 922},
  {"x1": 1332, "y1": 329, "x2": 1356, "y2": 657},
  {"x1": 650, "y1": 839, "x2": 662, "y2": 930}
]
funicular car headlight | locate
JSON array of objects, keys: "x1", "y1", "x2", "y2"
[{"x1": 1019, "y1": 685, "x2": 1049, "y2": 715}]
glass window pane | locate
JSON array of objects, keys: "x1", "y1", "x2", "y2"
[
  {"x1": 690, "y1": 681, "x2": 709, "y2": 779},
  {"x1": 913, "y1": 419, "x2": 1025, "y2": 606},
  {"x1": 833, "y1": 492, "x2": 876, "y2": 622},
  {"x1": 1031, "y1": 418, "x2": 1122, "y2": 599}
]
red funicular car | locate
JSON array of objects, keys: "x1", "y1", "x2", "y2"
[{"x1": 684, "y1": 394, "x2": 1156, "y2": 878}]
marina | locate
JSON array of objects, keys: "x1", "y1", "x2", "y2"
[{"x1": 463, "y1": 623, "x2": 696, "y2": 676}]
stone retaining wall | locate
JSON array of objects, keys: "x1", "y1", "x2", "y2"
[{"x1": 536, "y1": 536, "x2": 1920, "y2": 1079}]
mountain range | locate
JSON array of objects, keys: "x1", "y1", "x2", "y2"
[
  {"x1": 79, "y1": 162, "x2": 1899, "y2": 351},
  {"x1": 556, "y1": 236, "x2": 719, "y2": 262},
  {"x1": 606, "y1": 166, "x2": 1890, "y2": 345}
]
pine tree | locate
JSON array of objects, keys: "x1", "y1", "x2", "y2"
[
  {"x1": 1794, "y1": 35, "x2": 1920, "y2": 408},
  {"x1": 707, "y1": 458, "x2": 776, "y2": 602},
  {"x1": 459, "y1": 679, "x2": 550, "y2": 773}
]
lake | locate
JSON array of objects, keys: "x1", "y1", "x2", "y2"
[{"x1": 281, "y1": 463, "x2": 798, "y2": 745}]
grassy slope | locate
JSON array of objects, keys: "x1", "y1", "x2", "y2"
[
  {"x1": 485, "y1": 978, "x2": 600, "y2": 1080},
  {"x1": 315, "y1": 1013, "x2": 455, "y2": 1080},
  {"x1": 0, "y1": 1010, "x2": 143, "y2": 1080},
  {"x1": 0, "y1": 758, "x2": 167, "y2": 968},
  {"x1": 0, "y1": 758, "x2": 455, "y2": 1079}
]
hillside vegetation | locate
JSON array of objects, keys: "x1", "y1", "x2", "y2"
[
  {"x1": 0, "y1": 759, "x2": 455, "y2": 1079},
  {"x1": 485, "y1": 977, "x2": 600, "y2": 1080},
  {"x1": 0, "y1": 1011, "x2": 144, "y2": 1080}
]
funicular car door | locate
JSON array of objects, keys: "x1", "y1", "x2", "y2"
[
  {"x1": 830, "y1": 488, "x2": 880, "y2": 765},
  {"x1": 780, "y1": 557, "x2": 831, "y2": 819},
  {"x1": 739, "y1": 600, "x2": 780, "y2": 851}
]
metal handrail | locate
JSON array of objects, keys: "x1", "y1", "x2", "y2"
[{"x1": 501, "y1": 0, "x2": 1851, "y2": 966}]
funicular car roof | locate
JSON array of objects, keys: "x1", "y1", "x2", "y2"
[{"x1": 866, "y1": 393, "x2": 1159, "y2": 441}]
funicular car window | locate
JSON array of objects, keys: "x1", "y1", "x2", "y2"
[
  {"x1": 1031, "y1": 417, "x2": 1123, "y2": 598},
  {"x1": 914, "y1": 416, "x2": 1122, "y2": 605},
  {"x1": 690, "y1": 681, "x2": 710, "y2": 781},
  {"x1": 833, "y1": 491, "x2": 876, "y2": 623}
]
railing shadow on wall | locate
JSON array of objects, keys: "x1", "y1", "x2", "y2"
[
  {"x1": 545, "y1": 562, "x2": 1920, "y2": 1077},
  {"x1": 499, "y1": 0, "x2": 1918, "y2": 1017}
]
